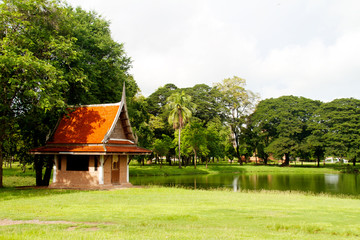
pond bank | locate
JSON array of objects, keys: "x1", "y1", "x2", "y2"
[{"x1": 129, "y1": 162, "x2": 341, "y2": 177}]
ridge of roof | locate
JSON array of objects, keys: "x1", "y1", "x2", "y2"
[{"x1": 68, "y1": 102, "x2": 121, "y2": 108}]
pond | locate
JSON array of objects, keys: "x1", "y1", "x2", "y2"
[{"x1": 131, "y1": 173, "x2": 360, "y2": 196}]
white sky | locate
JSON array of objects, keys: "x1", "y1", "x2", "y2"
[{"x1": 65, "y1": 0, "x2": 360, "y2": 102}]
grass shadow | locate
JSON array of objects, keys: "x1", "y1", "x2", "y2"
[{"x1": 0, "y1": 187, "x2": 83, "y2": 201}]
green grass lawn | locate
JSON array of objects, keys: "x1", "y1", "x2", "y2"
[
  {"x1": 1, "y1": 164, "x2": 359, "y2": 239},
  {"x1": 0, "y1": 187, "x2": 359, "y2": 239},
  {"x1": 2, "y1": 165, "x2": 36, "y2": 187}
]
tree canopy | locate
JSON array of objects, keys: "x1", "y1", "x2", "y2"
[
  {"x1": 215, "y1": 76, "x2": 259, "y2": 163},
  {"x1": 0, "y1": 0, "x2": 136, "y2": 186},
  {"x1": 249, "y1": 96, "x2": 321, "y2": 165}
]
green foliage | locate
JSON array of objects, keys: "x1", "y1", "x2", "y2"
[
  {"x1": 147, "y1": 83, "x2": 178, "y2": 116},
  {"x1": 0, "y1": 0, "x2": 136, "y2": 186},
  {"x1": 206, "y1": 117, "x2": 229, "y2": 160},
  {"x1": 63, "y1": 6, "x2": 136, "y2": 104},
  {"x1": 215, "y1": 76, "x2": 259, "y2": 160},
  {"x1": 152, "y1": 134, "x2": 173, "y2": 159},
  {"x1": 311, "y1": 98, "x2": 360, "y2": 165},
  {"x1": 181, "y1": 119, "x2": 209, "y2": 167},
  {"x1": 249, "y1": 96, "x2": 321, "y2": 165},
  {"x1": 183, "y1": 84, "x2": 223, "y2": 124},
  {"x1": 166, "y1": 91, "x2": 195, "y2": 130}
]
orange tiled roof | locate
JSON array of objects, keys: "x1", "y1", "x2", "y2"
[
  {"x1": 30, "y1": 99, "x2": 152, "y2": 155},
  {"x1": 48, "y1": 104, "x2": 119, "y2": 144}
]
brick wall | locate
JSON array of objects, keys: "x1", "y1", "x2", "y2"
[{"x1": 51, "y1": 154, "x2": 129, "y2": 188}]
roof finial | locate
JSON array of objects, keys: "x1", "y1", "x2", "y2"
[{"x1": 121, "y1": 81, "x2": 126, "y2": 104}]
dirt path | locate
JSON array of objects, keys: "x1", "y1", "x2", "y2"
[{"x1": 0, "y1": 219, "x2": 113, "y2": 226}]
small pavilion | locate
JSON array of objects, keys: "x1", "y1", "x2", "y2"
[{"x1": 30, "y1": 86, "x2": 151, "y2": 188}]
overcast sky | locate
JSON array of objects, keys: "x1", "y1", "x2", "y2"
[{"x1": 65, "y1": 0, "x2": 360, "y2": 102}]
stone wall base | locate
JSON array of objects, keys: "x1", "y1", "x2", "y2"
[{"x1": 49, "y1": 182, "x2": 134, "y2": 190}]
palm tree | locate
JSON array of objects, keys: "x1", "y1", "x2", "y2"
[{"x1": 166, "y1": 91, "x2": 194, "y2": 168}]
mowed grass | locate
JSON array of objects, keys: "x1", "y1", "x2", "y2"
[
  {"x1": 1, "y1": 187, "x2": 360, "y2": 239},
  {"x1": 2, "y1": 165, "x2": 36, "y2": 187},
  {"x1": 1, "y1": 164, "x2": 359, "y2": 239}
]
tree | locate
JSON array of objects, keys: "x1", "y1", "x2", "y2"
[
  {"x1": 166, "y1": 91, "x2": 195, "y2": 168},
  {"x1": 147, "y1": 83, "x2": 178, "y2": 116},
  {"x1": 0, "y1": 0, "x2": 136, "y2": 186},
  {"x1": 63, "y1": 7, "x2": 137, "y2": 105},
  {"x1": 184, "y1": 84, "x2": 223, "y2": 124},
  {"x1": 0, "y1": 0, "x2": 76, "y2": 187},
  {"x1": 206, "y1": 117, "x2": 228, "y2": 162},
  {"x1": 215, "y1": 76, "x2": 259, "y2": 164},
  {"x1": 249, "y1": 96, "x2": 321, "y2": 165},
  {"x1": 152, "y1": 134, "x2": 173, "y2": 167},
  {"x1": 312, "y1": 98, "x2": 360, "y2": 166},
  {"x1": 182, "y1": 119, "x2": 209, "y2": 168}
]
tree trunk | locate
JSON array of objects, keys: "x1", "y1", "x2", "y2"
[
  {"x1": 284, "y1": 153, "x2": 290, "y2": 166},
  {"x1": 353, "y1": 156, "x2": 356, "y2": 166},
  {"x1": 0, "y1": 147, "x2": 3, "y2": 188},
  {"x1": 194, "y1": 150, "x2": 197, "y2": 169},
  {"x1": 35, "y1": 156, "x2": 44, "y2": 186},
  {"x1": 236, "y1": 145, "x2": 243, "y2": 165},
  {"x1": 34, "y1": 156, "x2": 53, "y2": 186},
  {"x1": 167, "y1": 154, "x2": 171, "y2": 166},
  {"x1": 43, "y1": 159, "x2": 53, "y2": 186},
  {"x1": 264, "y1": 155, "x2": 268, "y2": 165},
  {"x1": 317, "y1": 156, "x2": 320, "y2": 167},
  {"x1": 178, "y1": 128, "x2": 182, "y2": 168},
  {"x1": 234, "y1": 132, "x2": 243, "y2": 165}
]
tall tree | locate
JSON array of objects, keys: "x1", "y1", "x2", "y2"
[
  {"x1": 215, "y1": 76, "x2": 259, "y2": 164},
  {"x1": 249, "y1": 96, "x2": 321, "y2": 165},
  {"x1": 166, "y1": 91, "x2": 194, "y2": 168},
  {"x1": 0, "y1": 0, "x2": 136, "y2": 186},
  {"x1": 206, "y1": 117, "x2": 228, "y2": 162},
  {"x1": 63, "y1": 6, "x2": 137, "y2": 105},
  {"x1": 0, "y1": 0, "x2": 77, "y2": 187},
  {"x1": 181, "y1": 119, "x2": 208, "y2": 169},
  {"x1": 311, "y1": 98, "x2": 360, "y2": 166}
]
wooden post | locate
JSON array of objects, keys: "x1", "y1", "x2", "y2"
[
  {"x1": 99, "y1": 155, "x2": 105, "y2": 184},
  {"x1": 53, "y1": 155, "x2": 58, "y2": 183},
  {"x1": 127, "y1": 155, "x2": 129, "y2": 183}
]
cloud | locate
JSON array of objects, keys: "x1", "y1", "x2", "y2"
[
  {"x1": 252, "y1": 31, "x2": 360, "y2": 101},
  {"x1": 65, "y1": 0, "x2": 360, "y2": 102}
]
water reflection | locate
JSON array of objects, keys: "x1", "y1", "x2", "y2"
[
  {"x1": 131, "y1": 173, "x2": 360, "y2": 196},
  {"x1": 232, "y1": 176, "x2": 238, "y2": 192}
]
